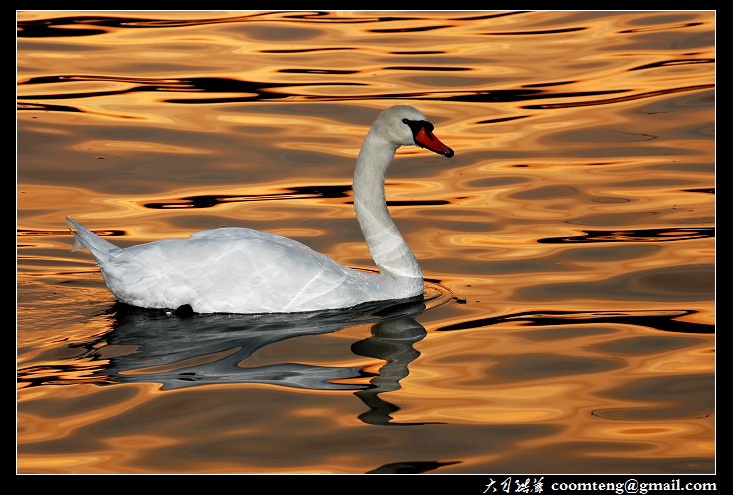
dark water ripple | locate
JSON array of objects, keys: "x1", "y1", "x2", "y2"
[
  {"x1": 17, "y1": 74, "x2": 714, "y2": 110},
  {"x1": 538, "y1": 226, "x2": 714, "y2": 244},
  {"x1": 17, "y1": 11, "x2": 526, "y2": 39},
  {"x1": 17, "y1": 12, "x2": 342, "y2": 38},
  {"x1": 437, "y1": 309, "x2": 713, "y2": 334},
  {"x1": 140, "y1": 185, "x2": 352, "y2": 209},
  {"x1": 138, "y1": 186, "x2": 451, "y2": 210},
  {"x1": 521, "y1": 83, "x2": 714, "y2": 110},
  {"x1": 17, "y1": 74, "x2": 365, "y2": 107}
]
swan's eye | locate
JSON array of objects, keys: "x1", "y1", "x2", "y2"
[{"x1": 402, "y1": 118, "x2": 409, "y2": 124}]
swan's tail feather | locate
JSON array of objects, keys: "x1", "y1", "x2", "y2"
[
  {"x1": 72, "y1": 237, "x2": 85, "y2": 252},
  {"x1": 66, "y1": 217, "x2": 119, "y2": 261}
]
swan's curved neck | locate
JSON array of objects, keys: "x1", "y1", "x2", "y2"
[{"x1": 352, "y1": 130, "x2": 422, "y2": 283}]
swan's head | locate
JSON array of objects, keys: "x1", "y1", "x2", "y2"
[{"x1": 374, "y1": 105, "x2": 454, "y2": 158}]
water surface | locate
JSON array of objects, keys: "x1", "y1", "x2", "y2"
[{"x1": 17, "y1": 11, "x2": 715, "y2": 474}]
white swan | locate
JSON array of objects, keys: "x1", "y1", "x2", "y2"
[{"x1": 67, "y1": 105, "x2": 454, "y2": 314}]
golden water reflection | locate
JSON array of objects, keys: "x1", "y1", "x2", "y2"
[{"x1": 18, "y1": 11, "x2": 714, "y2": 474}]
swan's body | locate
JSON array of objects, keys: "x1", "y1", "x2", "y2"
[{"x1": 67, "y1": 105, "x2": 454, "y2": 313}]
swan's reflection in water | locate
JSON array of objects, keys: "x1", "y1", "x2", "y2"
[
  {"x1": 351, "y1": 318, "x2": 442, "y2": 425},
  {"x1": 80, "y1": 289, "x2": 451, "y2": 426}
]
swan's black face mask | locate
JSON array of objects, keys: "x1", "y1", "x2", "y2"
[{"x1": 403, "y1": 119, "x2": 454, "y2": 158}]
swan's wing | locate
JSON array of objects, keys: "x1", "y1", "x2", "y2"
[
  {"x1": 97, "y1": 228, "x2": 377, "y2": 313},
  {"x1": 189, "y1": 227, "x2": 268, "y2": 241},
  {"x1": 189, "y1": 227, "x2": 318, "y2": 253}
]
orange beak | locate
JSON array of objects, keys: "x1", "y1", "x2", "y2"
[{"x1": 415, "y1": 126, "x2": 454, "y2": 158}]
